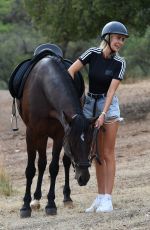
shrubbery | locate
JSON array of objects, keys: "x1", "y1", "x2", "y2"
[{"x1": 0, "y1": 0, "x2": 149, "y2": 89}]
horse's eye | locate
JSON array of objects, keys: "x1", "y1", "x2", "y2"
[{"x1": 80, "y1": 133, "x2": 85, "y2": 141}]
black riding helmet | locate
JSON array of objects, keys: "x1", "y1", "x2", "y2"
[
  {"x1": 101, "y1": 21, "x2": 128, "y2": 53},
  {"x1": 101, "y1": 21, "x2": 129, "y2": 39}
]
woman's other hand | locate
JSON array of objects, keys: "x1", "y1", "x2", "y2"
[{"x1": 95, "y1": 112, "x2": 106, "y2": 129}]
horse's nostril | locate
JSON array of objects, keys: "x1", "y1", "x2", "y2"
[
  {"x1": 78, "y1": 175, "x2": 89, "y2": 186},
  {"x1": 78, "y1": 176, "x2": 84, "y2": 186}
]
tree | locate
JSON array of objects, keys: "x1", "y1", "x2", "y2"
[
  {"x1": 122, "y1": 26, "x2": 150, "y2": 77},
  {"x1": 0, "y1": 25, "x2": 45, "y2": 87},
  {"x1": 24, "y1": 0, "x2": 150, "y2": 45}
]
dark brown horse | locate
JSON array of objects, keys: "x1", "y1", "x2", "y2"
[{"x1": 16, "y1": 54, "x2": 95, "y2": 218}]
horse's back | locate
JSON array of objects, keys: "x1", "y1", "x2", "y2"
[
  {"x1": 19, "y1": 56, "x2": 81, "y2": 137},
  {"x1": 27, "y1": 56, "x2": 81, "y2": 115}
]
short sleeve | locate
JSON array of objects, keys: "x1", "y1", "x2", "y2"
[
  {"x1": 78, "y1": 48, "x2": 93, "y2": 65},
  {"x1": 113, "y1": 56, "x2": 126, "y2": 81}
]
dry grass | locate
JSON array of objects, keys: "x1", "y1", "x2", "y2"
[
  {"x1": 0, "y1": 158, "x2": 13, "y2": 196},
  {"x1": 0, "y1": 84, "x2": 150, "y2": 229}
]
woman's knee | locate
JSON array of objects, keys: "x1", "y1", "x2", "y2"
[{"x1": 103, "y1": 149, "x2": 115, "y2": 162}]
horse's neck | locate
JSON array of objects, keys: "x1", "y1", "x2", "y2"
[{"x1": 47, "y1": 57, "x2": 82, "y2": 115}]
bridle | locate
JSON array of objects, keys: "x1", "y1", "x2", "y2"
[
  {"x1": 66, "y1": 135, "x2": 91, "y2": 169},
  {"x1": 64, "y1": 115, "x2": 103, "y2": 168},
  {"x1": 72, "y1": 126, "x2": 103, "y2": 168},
  {"x1": 63, "y1": 113, "x2": 92, "y2": 168}
]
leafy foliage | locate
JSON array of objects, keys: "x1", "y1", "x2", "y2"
[
  {"x1": 123, "y1": 27, "x2": 150, "y2": 78},
  {"x1": 0, "y1": 0, "x2": 46, "y2": 88},
  {"x1": 0, "y1": 0, "x2": 149, "y2": 88},
  {"x1": 0, "y1": 25, "x2": 46, "y2": 86},
  {"x1": 24, "y1": 0, "x2": 150, "y2": 43},
  {"x1": 0, "y1": 0, "x2": 13, "y2": 19}
]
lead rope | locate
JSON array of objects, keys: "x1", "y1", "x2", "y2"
[
  {"x1": 89, "y1": 98, "x2": 104, "y2": 165},
  {"x1": 11, "y1": 98, "x2": 19, "y2": 131},
  {"x1": 89, "y1": 127, "x2": 102, "y2": 165}
]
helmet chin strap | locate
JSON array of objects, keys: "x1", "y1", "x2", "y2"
[{"x1": 104, "y1": 34, "x2": 115, "y2": 54}]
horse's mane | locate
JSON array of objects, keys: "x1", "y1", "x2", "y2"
[{"x1": 45, "y1": 56, "x2": 83, "y2": 114}]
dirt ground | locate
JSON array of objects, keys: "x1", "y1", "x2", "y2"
[{"x1": 0, "y1": 80, "x2": 150, "y2": 230}]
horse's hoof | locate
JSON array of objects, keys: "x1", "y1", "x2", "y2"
[
  {"x1": 63, "y1": 198, "x2": 73, "y2": 208},
  {"x1": 63, "y1": 196, "x2": 73, "y2": 203},
  {"x1": 45, "y1": 207, "x2": 57, "y2": 215},
  {"x1": 30, "y1": 199, "x2": 40, "y2": 210},
  {"x1": 20, "y1": 207, "x2": 31, "y2": 218}
]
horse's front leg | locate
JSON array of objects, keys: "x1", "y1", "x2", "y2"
[
  {"x1": 46, "y1": 139, "x2": 63, "y2": 215},
  {"x1": 20, "y1": 129, "x2": 36, "y2": 218},
  {"x1": 63, "y1": 154, "x2": 72, "y2": 203},
  {"x1": 30, "y1": 136, "x2": 48, "y2": 210}
]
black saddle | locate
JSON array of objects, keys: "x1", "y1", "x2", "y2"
[
  {"x1": 8, "y1": 43, "x2": 84, "y2": 99},
  {"x1": 34, "y1": 43, "x2": 63, "y2": 58},
  {"x1": 9, "y1": 44, "x2": 63, "y2": 99}
]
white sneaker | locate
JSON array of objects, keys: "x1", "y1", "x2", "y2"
[
  {"x1": 85, "y1": 195, "x2": 103, "y2": 213},
  {"x1": 96, "y1": 196, "x2": 113, "y2": 213}
]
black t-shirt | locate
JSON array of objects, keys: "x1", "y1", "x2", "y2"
[{"x1": 78, "y1": 47, "x2": 126, "y2": 94}]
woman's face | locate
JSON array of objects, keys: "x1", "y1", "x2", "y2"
[{"x1": 110, "y1": 34, "x2": 126, "y2": 52}]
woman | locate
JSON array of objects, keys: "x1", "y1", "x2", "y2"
[{"x1": 68, "y1": 21, "x2": 128, "y2": 213}]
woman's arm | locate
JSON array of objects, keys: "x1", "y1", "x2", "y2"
[
  {"x1": 68, "y1": 59, "x2": 84, "y2": 79},
  {"x1": 102, "y1": 79, "x2": 120, "y2": 113},
  {"x1": 95, "y1": 79, "x2": 121, "y2": 128}
]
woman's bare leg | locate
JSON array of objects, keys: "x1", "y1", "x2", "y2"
[
  {"x1": 95, "y1": 121, "x2": 119, "y2": 194},
  {"x1": 95, "y1": 130, "x2": 106, "y2": 194},
  {"x1": 103, "y1": 121, "x2": 119, "y2": 194}
]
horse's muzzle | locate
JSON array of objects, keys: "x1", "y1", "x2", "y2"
[{"x1": 75, "y1": 167, "x2": 90, "y2": 186}]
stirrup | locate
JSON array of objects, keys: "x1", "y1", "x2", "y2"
[{"x1": 11, "y1": 98, "x2": 19, "y2": 131}]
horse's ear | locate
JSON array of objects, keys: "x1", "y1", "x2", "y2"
[{"x1": 60, "y1": 112, "x2": 72, "y2": 133}]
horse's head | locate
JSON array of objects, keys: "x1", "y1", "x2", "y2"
[{"x1": 63, "y1": 114, "x2": 96, "y2": 186}]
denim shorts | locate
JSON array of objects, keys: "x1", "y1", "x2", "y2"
[{"x1": 83, "y1": 94, "x2": 121, "y2": 122}]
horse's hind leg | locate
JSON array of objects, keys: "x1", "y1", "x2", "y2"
[
  {"x1": 46, "y1": 139, "x2": 63, "y2": 215},
  {"x1": 20, "y1": 129, "x2": 36, "y2": 218},
  {"x1": 63, "y1": 154, "x2": 72, "y2": 203},
  {"x1": 30, "y1": 136, "x2": 48, "y2": 210}
]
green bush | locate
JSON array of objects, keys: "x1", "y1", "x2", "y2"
[
  {"x1": 122, "y1": 27, "x2": 150, "y2": 78},
  {"x1": 0, "y1": 24, "x2": 46, "y2": 87}
]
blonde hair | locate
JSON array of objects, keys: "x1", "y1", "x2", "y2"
[
  {"x1": 99, "y1": 34, "x2": 110, "y2": 50},
  {"x1": 99, "y1": 34, "x2": 119, "y2": 55}
]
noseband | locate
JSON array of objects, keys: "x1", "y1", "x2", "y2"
[{"x1": 72, "y1": 160, "x2": 91, "y2": 168}]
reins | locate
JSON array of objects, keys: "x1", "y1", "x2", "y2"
[
  {"x1": 89, "y1": 126, "x2": 105, "y2": 165},
  {"x1": 88, "y1": 93, "x2": 106, "y2": 165}
]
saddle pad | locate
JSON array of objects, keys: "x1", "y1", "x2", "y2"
[
  {"x1": 9, "y1": 50, "x2": 54, "y2": 99},
  {"x1": 9, "y1": 59, "x2": 31, "y2": 98},
  {"x1": 9, "y1": 50, "x2": 84, "y2": 99}
]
